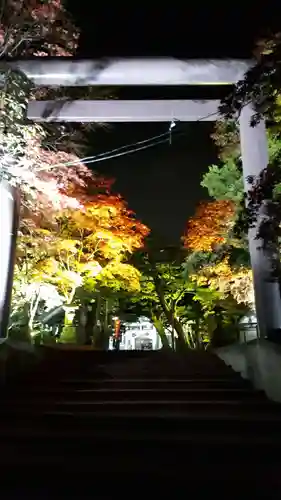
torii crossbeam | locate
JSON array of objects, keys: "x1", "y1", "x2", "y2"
[
  {"x1": 7, "y1": 58, "x2": 252, "y2": 86},
  {"x1": 1, "y1": 57, "x2": 281, "y2": 341},
  {"x1": 27, "y1": 99, "x2": 221, "y2": 122}
]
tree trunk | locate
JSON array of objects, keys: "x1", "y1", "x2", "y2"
[
  {"x1": 28, "y1": 288, "x2": 41, "y2": 335},
  {"x1": 153, "y1": 275, "x2": 187, "y2": 348},
  {"x1": 60, "y1": 307, "x2": 76, "y2": 343},
  {"x1": 85, "y1": 304, "x2": 95, "y2": 344},
  {"x1": 75, "y1": 305, "x2": 87, "y2": 345},
  {"x1": 92, "y1": 295, "x2": 103, "y2": 349},
  {"x1": 195, "y1": 316, "x2": 201, "y2": 349},
  {"x1": 151, "y1": 311, "x2": 170, "y2": 349},
  {"x1": 102, "y1": 299, "x2": 111, "y2": 350}
]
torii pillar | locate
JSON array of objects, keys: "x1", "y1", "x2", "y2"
[
  {"x1": 240, "y1": 104, "x2": 281, "y2": 340},
  {"x1": 0, "y1": 181, "x2": 19, "y2": 337}
]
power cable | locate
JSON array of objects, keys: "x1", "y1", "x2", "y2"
[
  {"x1": 37, "y1": 129, "x2": 173, "y2": 171},
  {"x1": 37, "y1": 110, "x2": 218, "y2": 172}
]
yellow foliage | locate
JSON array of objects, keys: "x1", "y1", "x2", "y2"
[
  {"x1": 191, "y1": 257, "x2": 254, "y2": 305},
  {"x1": 60, "y1": 197, "x2": 149, "y2": 263},
  {"x1": 16, "y1": 186, "x2": 149, "y2": 304},
  {"x1": 34, "y1": 257, "x2": 59, "y2": 275},
  {"x1": 57, "y1": 270, "x2": 83, "y2": 287},
  {"x1": 96, "y1": 262, "x2": 141, "y2": 293},
  {"x1": 55, "y1": 239, "x2": 80, "y2": 253},
  {"x1": 77, "y1": 260, "x2": 102, "y2": 277}
]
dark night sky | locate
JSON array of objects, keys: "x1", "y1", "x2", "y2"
[
  {"x1": 89, "y1": 122, "x2": 217, "y2": 242},
  {"x1": 66, "y1": 3, "x2": 281, "y2": 243}
]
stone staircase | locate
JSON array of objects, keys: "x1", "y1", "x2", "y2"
[{"x1": 1, "y1": 348, "x2": 281, "y2": 497}]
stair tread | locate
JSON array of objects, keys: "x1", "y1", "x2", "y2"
[
  {"x1": 1, "y1": 443, "x2": 280, "y2": 466},
  {"x1": 14, "y1": 387, "x2": 253, "y2": 393},
  {"x1": 58, "y1": 377, "x2": 242, "y2": 382},
  {"x1": 2, "y1": 409, "x2": 280, "y2": 419},
  {"x1": 2, "y1": 348, "x2": 281, "y2": 496},
  {"x1": 4, "y1": 352, "x2": 281, "y2": 437},
  {"x1": 1, "y1": 426, "x2": 281, "y2": 441},
  {"x1": 6, "y1": 398, "x2": 270, "y2": 404}
]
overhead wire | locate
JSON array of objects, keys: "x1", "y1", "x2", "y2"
[
  {"x1": 38, "y1": 129, "x2": 172, "y2": 171},
  {"x1": 38, "y1": 128, "x2": 181, "y2": 172},
  {"x1": 82, "y1": 134, "x2": 178, "y2": 166},
  {"x1": 37, "y1": 110, "x2": 219, "y2": 172}
]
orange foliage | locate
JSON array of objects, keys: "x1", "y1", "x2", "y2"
[
  {"x1": 0, "y1": 2, "x2": 150, "y2": 260},
  {"x1": 21, "y1": 152, "x2": 150, "y2": 258},
  {"x1": 68, "y1": 194, "x2": 150, "y2": 259},
  {"x1": 182, "y1": 200, "x2": 235, "y2": 252},
  {"x1": 86, "y1": 194, "x2": 150, "y2": 255}
]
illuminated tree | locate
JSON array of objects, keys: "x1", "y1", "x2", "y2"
[
  {"x1": 201, "y1": 160, "x2": 244, "y2": 205},
  {"x1": 182, "y1": 198, "x2": 253, "y2": 345},
  {"x1": 0, "y1": 0, "x2": 79, "y2": 57},
  {"x1": 185, "y1": 254, "x2": 254, "y2": 306},
  {"x1": 183, "y1": 198, "x2": 254, "y2": 310},
  {"x1": 0, "y1": 0, "x2": 109, "y2": 197},
  {"x1": 130, "y1": 244, "x2": 202, "y2": 350},
  {"x1": 202, "y1": 122, "x2": 281, "y2": 208},
  {"x1": 0, "y1": 1, "x2": 126, "y2": 345},
  {"x1": 0, "y1": 0, "x2": 78, "y2": 194},
  {"x1": 12, "y1": 184, "x2": 149, "y2": 343},
  {"x1": 182, "y1": 200, "x2": 235, "y2": 252},
  {"x1": 182, "y1": 252, "x2": 252, "y2": 347},
  {"x1": 214, "y1": 35, "x2": 281, "y2": 256}
]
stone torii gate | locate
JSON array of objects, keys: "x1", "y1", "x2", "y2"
[{"x1": 1, "y1": 57, "x2": 281, "y2": 340}]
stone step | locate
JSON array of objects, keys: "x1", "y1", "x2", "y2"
[
  {"x1": 8, "y1": 377, "x2": 251, "y2": 394},
  {"x1": 45, "y1": 376, "x2": 249, "y2": 388},
  {"x1": 1, "y1": 424, "x2": 281, "y2": 442},
  {"x1": 1, "y1": 438, "x2": 281, "y2": 468},
  {"x1": 5, "y1": 387, "x2": 264, "y2": 402},
  {"x1": 2, "y1": 398, "x2": 280, "y2": 417},
  {"x1": 0, "y1": 465, "x2": 278, "y2": 498},
  {"x1": 28, "y1": 366, "x2": 239, "y2": 379},
  {"x1": 2, "y1": 347, "x2": 280, "y2": 497},
  {"x1": 2, "y1": 410, "x2": 281, "y2": 429},
  {"x1": 58, "y1": 376, "x2": 247, "y2": 384}
]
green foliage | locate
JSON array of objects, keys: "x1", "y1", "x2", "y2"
[
  {"x1": 183, "y1": 251, "x2": 220, "y2": 278},
  {"x1": 201, "y1": 160, "x2": 244, "y2": 204},
  {"x1": 268, "y1": 132, "x2": 281, "y2": 160},
  {"x1": 0, "y1": 68, "x2": 37, "y2": 185},
  {"x1": 203, "y1": 120, "x2": 281, "y2": 211},
  {"x1": 202, "y1": 107, "x2": 281, "y2": 258},
  {"x1": 183, "y1": 112, "x2": 256, "y2": 343},
  {"x1": 219, "y1": 34, "x2": 281, "y2": 126},
  {"x1": 211, "y1": 121, "x2": 240, "y2": 161},
  {"x1": 227, "y1": 247, "x2": 251, "y2": 269}
]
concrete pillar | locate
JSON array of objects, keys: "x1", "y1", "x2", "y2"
[
  {"x1": 239, "y1": 104, "x2": 281, "y2": 339},
  {"x1": 0, "y1": 181, "x2": 19, "y2": 337}
]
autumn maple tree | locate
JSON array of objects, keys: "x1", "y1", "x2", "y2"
[
  {"x1": 13, "y1": 167, "x2": 150, "y2": 342},
  {"x1": 27, "y1": 191, "x2": 150, "y2": 296},
  {"x1": 0, "y1": 0, "x2": 79, "y2": 57},
  {"x1": 182, "y1": 196, "x2": 254, "y2": 323},
  {"x1": 0, "y1": 0, "x2": 149, "y2": 344},
  {"x1": 0, "y1": 0, "x2": 109, "y2": 226},
  {"x1": 0, "y1": 0, "x2": 81, "y2": 188},
  {"x1": 182, "y1": 200, "x2": 235, "y2": 252}
]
